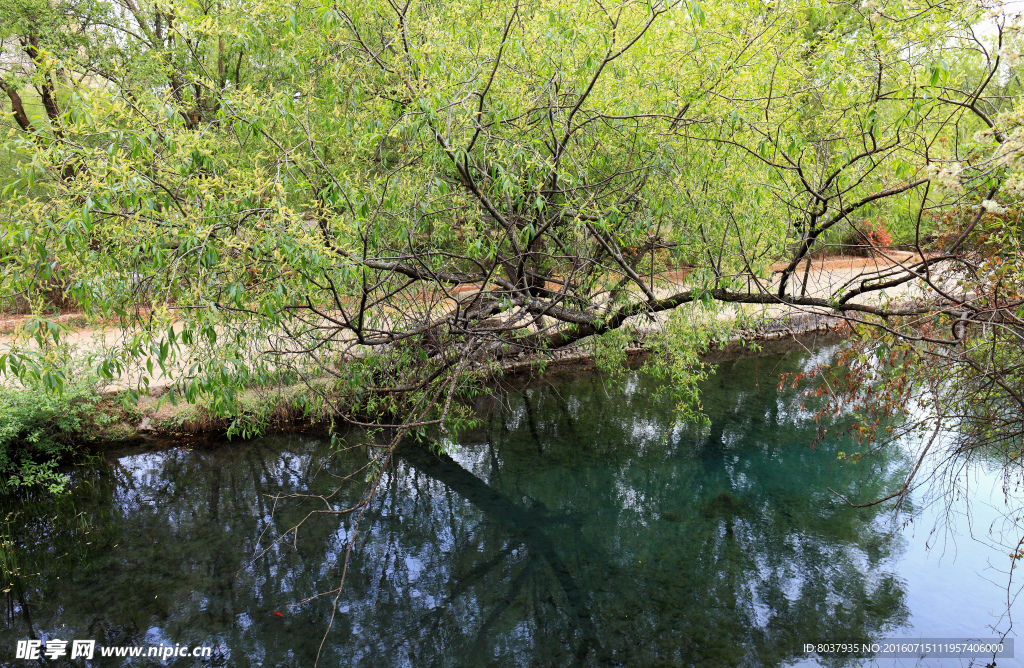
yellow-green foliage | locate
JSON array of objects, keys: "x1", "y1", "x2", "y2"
[{"x1": 1, "y1": 0, "x2": 1022, "y2": 438}]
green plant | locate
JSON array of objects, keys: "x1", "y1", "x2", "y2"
[{"x1": 0, "y1": 378, "x2": 113, "y2": 493}]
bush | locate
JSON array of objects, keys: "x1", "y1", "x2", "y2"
[
  {"x1": 842, "y1": 218, "x2": 894, "y2": 256},
  {"x1": 0, "y1": 379, "x2": 114, "y2": 494}
]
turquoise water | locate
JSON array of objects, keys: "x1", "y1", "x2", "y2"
[{"x1": 0, "y1": 351, "x2": 1020, "y2": 666}]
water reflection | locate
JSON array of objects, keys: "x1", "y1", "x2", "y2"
[{"x1": 0, "y1": 353, "x2": 920, "y2": 666}]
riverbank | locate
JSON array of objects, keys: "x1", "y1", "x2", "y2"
[
  {"x1": 2, "y1": 250, "x2": 918, "y2": 446},
  {"x1": 96, "y1": 310, "x2": 848, "y2": 446}
]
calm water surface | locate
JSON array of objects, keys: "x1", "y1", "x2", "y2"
[{"x1": 1, "y1": 351, "x2": 1022, "y2": 666}]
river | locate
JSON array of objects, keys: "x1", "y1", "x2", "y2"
[{"x1": 0, "y1": 350, "x2": 1020, "y2": 666}]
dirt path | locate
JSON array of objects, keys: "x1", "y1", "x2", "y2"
[{"x1": 0, "y1": 252, "x2": 936, "y2": 398}]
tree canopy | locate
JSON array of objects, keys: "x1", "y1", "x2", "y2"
[{"x1": 2, "y1": 0, "x2": 1024, "y2": 467}]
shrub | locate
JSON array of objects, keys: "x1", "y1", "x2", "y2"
[
  {"x1": 0, "y1": 379, "x2": 114, "y2": 494},
  {"x1": 842, "y1": 219, "x2": 894, "y2": 256}
]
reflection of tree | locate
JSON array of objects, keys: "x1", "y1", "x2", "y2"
[
  {"x1": 428, "y1": 353, "x2": 912, "y2": 666},
  {"x1": 0, "y1": 438, "x2": 345, "y2": 666},
  {"x1": 0, "y1": 354, "x2": 911, "y2": 667},
  {"x1": 400, "y1": 446, "x2": 601, "y2": 663}
]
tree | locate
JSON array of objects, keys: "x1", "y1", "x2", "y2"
[{"x1": 1, "y1": 0, "x2": 1023, "y2": 501}]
